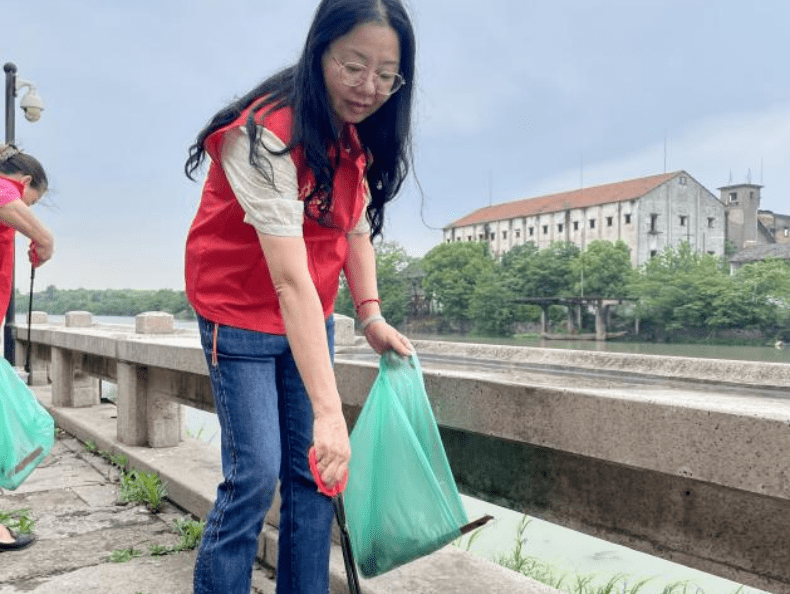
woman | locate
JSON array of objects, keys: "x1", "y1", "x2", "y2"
[
  {"x1": 183, "y1": 0, "x2": 416, "y2": 592},
  {"x1": 0, "y1": 145, "x2": 54, "y2": 313},
  {"x1": 0, "y1": 144, "x2": 54, "y2": 553}
]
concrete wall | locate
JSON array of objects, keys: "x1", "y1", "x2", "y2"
[
  {"x1": 15, "y1": 314, "x2": 790, "y2": 593},
  {"x1": 722, "y1": 183, "x2": 763, "y2": 250},
  {"x1": 636, "y1": 175, "x2": 725, "y2": 265}
]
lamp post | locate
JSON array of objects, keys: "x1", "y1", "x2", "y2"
[{"x1": 3, "y1": 62, "x2": 44, "y2": 364}]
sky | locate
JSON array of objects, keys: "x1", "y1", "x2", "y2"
[{"x1": 2, "y1": 0, "x2": 789, "y2": 291}]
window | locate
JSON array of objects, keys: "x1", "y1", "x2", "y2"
[
  {"x1": 529, "y1": 227, "x2": 534, "y2": 236},
  {"x1": 515, "y1": 229, "x2": 521, "y2": 238},
  {"x1": 466, "y1": 236, "x2": 471, "y2": 241},
  {"x1": 490, "y1": 232, "x2": 495, "y2": 240},
  {"x1": 784, "y1": 228, "x2": 789, "y2": 237},
  {"x1": 679, "y1": 215, "x2": 687, "y2": 227},
  {"x1": 650, "y1": 213, "x2": 659, "y2": 233},
  {"x1": 606, "y1": 216, "x2": 613, "y2": 227},
  {"x1": 729, "y1": 192, "x2": 738, "y2": 204},
  {"x1": 502, "y1": 231, "x2": 507, "y2": 239},
  {"x1": 542, "y1": 225, "x2": 549, "y2": 235},
  {"x1": 478, "y1": 233, "x2": 483, "y2": 240},
  {"x1": 589, "y1": 219, "x2": 596, "y2": 229},
  {"x1": 624, "y1": 214, "x2": 632, "y2": 224},
  {"x1": 558, "y1": 223, "x2": 564, "y2": 232},
  {"x1": 679, "y1": 176, "x2": 687, "y2": 185},
  {"x1": 573, "y1": 221, "x2": 579, "y2": 231},
  {"x1": 707, "y1": 251, "x2": 715, "y2": 256},
  {"x1": 650, "y1": 250, "x2": 658, "y2": 258},
  {"x1": 707, "y1": 217, "x2": 714, "y2": 228}
]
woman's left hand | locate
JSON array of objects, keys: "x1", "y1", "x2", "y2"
[{"x1": 364, "y1": 320, "x2": 413, "y2": 357}]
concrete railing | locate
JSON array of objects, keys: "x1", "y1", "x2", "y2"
[{"x1": 14, "y1": 311, "x2": 790, "y2": 594}]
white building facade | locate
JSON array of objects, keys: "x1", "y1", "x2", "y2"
[{"x1": 443, "y1": 171, "x2": 726, "y2": 267}]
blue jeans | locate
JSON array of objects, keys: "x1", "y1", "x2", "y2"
[{"x1": 193, "y1": 316, "x2": 335, "y2": 594}]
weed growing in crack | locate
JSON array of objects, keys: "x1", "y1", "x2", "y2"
[
  {"x1": 109, "y1": 547, "x2": 144, "y2": 563},
  {"x1": 110, "y1": 516, "x2": 205, "y2": 562},
  {"x1": 119, "y1": 469, "x2": 167, "y2": 513},
  {"x1": 0, "y1": 508, "x2": 34, "y2": 534}
]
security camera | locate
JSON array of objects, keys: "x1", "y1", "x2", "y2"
[{"x1": 19, "y1": 87, "x2": 44, "y2": 122}]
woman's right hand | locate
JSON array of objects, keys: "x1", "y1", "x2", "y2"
[
  {"x1": 311, "y1": 409, "x2": 351, "y2": 490},
  {"x1": 29, "y1": 237, "x2": 53, "y2": 267}
]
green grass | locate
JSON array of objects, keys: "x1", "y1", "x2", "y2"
[
  {"x1": 109, "y1": 547, "x2": 144, "y2": 563},
  {"x1": 110, "y1": 516, "x2": 205, "y2": 562},
  {"x1": 492, "y1": 515, "x2": 761, "y2": 594},
  {"x1": 0, "y1": 508, "x2": 35, "y2": 534},
  {"x1": 82, "y1": 439, "x2": 165, "y2": 512},
  {"x1": 119, "y1": 469, "x2": 167, "y2": 513}
]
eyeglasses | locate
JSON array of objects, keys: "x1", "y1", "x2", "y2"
[{"x1": 332, "y1": 56, "x2": 405, "y2": 96}]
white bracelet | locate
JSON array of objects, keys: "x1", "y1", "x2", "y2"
[{"x1": 361, "y1": 313, "x2": 385, "y2": 331}]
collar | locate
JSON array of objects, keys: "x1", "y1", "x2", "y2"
[{"x1": 0, "y1": 176, "x2": 25, "y2": 196}]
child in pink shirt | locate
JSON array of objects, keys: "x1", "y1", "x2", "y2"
[{"x1": 0, "y1": 144, "x2": 54, "y2": 553}]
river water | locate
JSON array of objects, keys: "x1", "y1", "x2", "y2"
[{"x1": 21, "y1": 315, "x2": 783, "y2": 593}]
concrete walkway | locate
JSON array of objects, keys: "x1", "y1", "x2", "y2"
[
  {"x1": 0, "y1": 434, "x2": 276, "y2": 594},
  {"x1": 1, "y1": 384, "x2": 560, "y2": 594}
]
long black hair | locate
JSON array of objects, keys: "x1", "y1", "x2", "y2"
[{"x1": 184, "y1": 0, "x2": 416, "y2": 239}]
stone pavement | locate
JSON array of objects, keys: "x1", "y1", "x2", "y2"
[
  {"x1": 1, "y1": 427, "x2": 560, "y2": 594},
  {"x1": 0, "y1": 434, "x2": 276, "y2": 594}
]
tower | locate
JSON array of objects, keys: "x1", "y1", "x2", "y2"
[{"x1": 719, "y1": 182, "x2": 763, "y2": 250}]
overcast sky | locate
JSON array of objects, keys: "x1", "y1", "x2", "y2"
[{"x1": 2, "y1": 0, "x2": 788, "y2": 290}]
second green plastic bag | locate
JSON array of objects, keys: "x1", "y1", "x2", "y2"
[
  {"x1": 0, "y1": 358, "x2": 54, "y2": 490},
  {"x1": 345, "y1": 352, "x2": 468, "y2": 577}
]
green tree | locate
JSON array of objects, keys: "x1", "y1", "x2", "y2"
[
  {"x1": 528, "y1": 241, "x2": 580, "y2": 298},
  {"x1": 571, "y1": 240, "x2": 632, "y2": 298},
  {"x1": 469, "y1": 266, "x2": 516, "y2": 336},
  {"x1": 498, "y1": 242, "x2": 542, "y2": 327},
  {"x1": 422, "y1": 241, "x2": 494, "y2": 331},
  {"x1": 628, "y1": 242, "x2": 729, "y2": 336},
  {"x1": 373, "y1": 241, "x2": 413, "y2": 327},
  {"x1": 708, "y1": 258, "x2": 790, "y2": 334},
  {"x1": 334, "y1": 240, "x2": 414, "y2": 328}
]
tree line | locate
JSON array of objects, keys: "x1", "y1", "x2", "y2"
[
  {"x1": 338, "y1": 239, "x2": 790, "y2": 343},
  {"x1": 16, "y1": 286, "x2": 195, "y2": 320},
  {"x1": 17, "y1": 239, "x2": 790, "y2": 344}
]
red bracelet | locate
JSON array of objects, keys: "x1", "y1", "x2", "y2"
[{"x1": 355, "y1": 298, "x2": 381, "y2": 313}]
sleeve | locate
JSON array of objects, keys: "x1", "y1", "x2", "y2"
[
  {"x1": 0, "y1": 178, "x2": 21, "y2": 208},
  {"x1": 220, "y1": 126, "x2": 304, "y2": 237},
  {"x1": 349, "y1": 178, "x2": 372, "y2": 235}
]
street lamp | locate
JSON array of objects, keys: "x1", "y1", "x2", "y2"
[{"x1": 4, "y1": 62, "x2": 44, "y2": 364}]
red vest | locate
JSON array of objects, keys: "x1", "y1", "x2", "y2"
[
  {"x1": 0, "y1": 179, "x2": 23, "y2": 318},
  {"x1": 185, "y1": 105, "x2": 368, "y2": 334}
]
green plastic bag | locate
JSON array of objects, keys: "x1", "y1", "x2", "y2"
[
  {"x1": 345, "y1": 352, "x2": 468, "y2": 577},
  {"x1": 0, "y1": 359, "x2": 54, "y2": 490}
]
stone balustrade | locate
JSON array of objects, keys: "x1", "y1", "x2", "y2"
[{"x1": 13, "y1": 312, "x2": 790, "y2": 594}]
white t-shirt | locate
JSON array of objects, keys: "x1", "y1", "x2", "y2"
[{"x1": 220, "y1": 125, "x2": 370, "y2": 237}]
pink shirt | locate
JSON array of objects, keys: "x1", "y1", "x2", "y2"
[{"x1": 0, "y1": 177, "x2": 23, "y2": 207}]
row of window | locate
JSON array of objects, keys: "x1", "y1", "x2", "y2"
[
  {"x1": 451, "y1": 213, "x2": 719, "y2": 243},
  {"x1": 650, "y1": 214, "x2": 716, "y2": 233}
]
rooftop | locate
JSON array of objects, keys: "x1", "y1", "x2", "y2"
[
  {"x1": 730, "y1": 243, "x2": 790, "y2": 263},
  {"x1": 447, "y1": 171, "x2": 683, "y2": 229}
]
